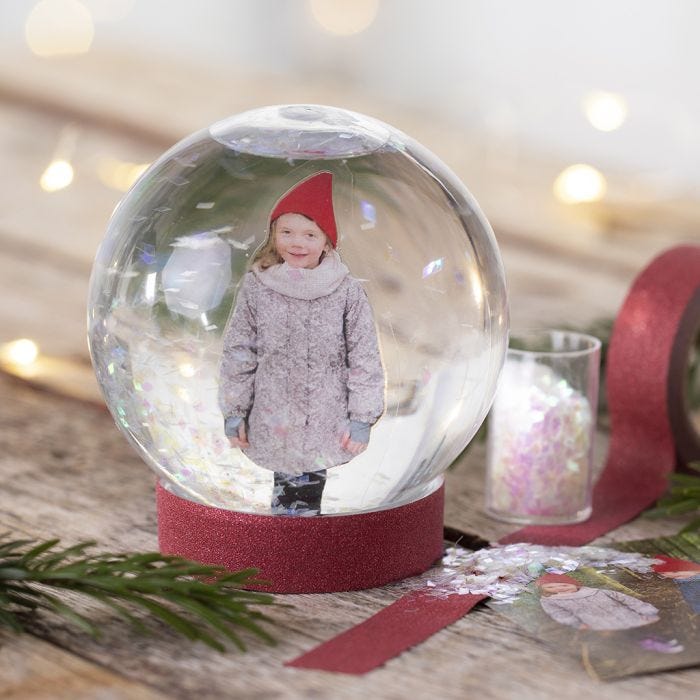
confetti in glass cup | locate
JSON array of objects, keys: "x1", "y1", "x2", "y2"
[{"x1": 485, "y1": 330, "x2": 601, "y2": 525}]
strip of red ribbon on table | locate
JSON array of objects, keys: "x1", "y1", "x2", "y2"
[
  {"x1": 287, "y1": 245, "x2": 700, "y2": 674},
  {"x1": 286, "y1": 591, "x2": 487, "y2": 674}
]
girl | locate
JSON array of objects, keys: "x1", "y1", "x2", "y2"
[{"x1": 218, "y1": 172, "x2": 385, "y2": 515}]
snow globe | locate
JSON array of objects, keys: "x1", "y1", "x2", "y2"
[{"x1": 88, "y1": 105, "x2": 508, "y2": 592}]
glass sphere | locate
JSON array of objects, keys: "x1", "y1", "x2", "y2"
[{"x1": 88, "y1": 105, "x2": 508, "y2": 515}]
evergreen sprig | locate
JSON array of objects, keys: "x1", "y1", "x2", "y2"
[
  {"x1": 645, "y1": 461, "x2": 700, "y2": 533},
  {"x1": 0, "y1": 535, "x2": 279, "y2": 651}
]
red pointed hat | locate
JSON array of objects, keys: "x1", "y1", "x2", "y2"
[
  {"x1": 270, "y1": 171, "x2": 338, "y2": 247},
  {"x1": 652, "y1": 555, "x2": 700, "y2": 573},
  {"x1": 536, "y1": 573, "x2": 580, "y2": 587}
]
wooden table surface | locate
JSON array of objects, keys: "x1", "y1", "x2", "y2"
[{"x1": 1, "y1": 52, "x2": 699, "y2": 699}]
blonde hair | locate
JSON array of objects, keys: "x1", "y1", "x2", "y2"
[
  {"x1": 252, "y1": 215, "x2": 331, "y2": 270},
  {"x1": 252, "y1": 226, "x2": 284, "y2": 270}
]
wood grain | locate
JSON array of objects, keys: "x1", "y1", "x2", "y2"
[
  {"x1": 2, "y1": 370, "x2": 699, "y2": 699},
  {"x1": 0, "y1": 631, "x2": 166, "y2": 700},
  {"x1": 1, "y1": 46, "x2": 699, "y2": 699}
]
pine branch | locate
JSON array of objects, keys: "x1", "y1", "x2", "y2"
[
  {"x1": 0, "y1": 535, "x2": 281, "y2": 651},
  {"x1": 645, "y1": 461, "x2": 700, "y2": 533}
]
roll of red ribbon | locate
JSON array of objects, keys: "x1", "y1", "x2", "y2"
[{"x1": 289, "y1": 244, "x2": 700, "y2": 673}]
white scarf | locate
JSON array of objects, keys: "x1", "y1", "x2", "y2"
[{"x1": 253, "y1": 250, "x2": 349, "y2": 300}]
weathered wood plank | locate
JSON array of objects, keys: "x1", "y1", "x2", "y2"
[
  {"x1": 0, "y1": 630, "x2": 167, "y2": 700},
  {"x1": 2, "y1": 371, "x2": 699, "y2": 699}
]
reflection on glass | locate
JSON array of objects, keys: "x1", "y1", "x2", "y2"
[{"x1": 88, "y1": 105, "x2": 508, "y2": 516}]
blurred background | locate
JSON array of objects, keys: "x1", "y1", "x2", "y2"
[{"x1": 1, "y1": 0, "x2": 699, "y2": 390}]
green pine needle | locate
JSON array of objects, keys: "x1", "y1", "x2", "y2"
[
  {"x1": 646, "y1": 461, "x2": 700, "y2": 532},
  {"x1": 0, "y1": 535, "x2": 281, "y2": 651}
]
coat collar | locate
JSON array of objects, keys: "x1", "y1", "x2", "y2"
[{"x1": 253, "y1": 250, "x2": 349, "y2": 300}]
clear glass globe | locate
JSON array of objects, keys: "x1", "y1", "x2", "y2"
[{"x1": 88, "y1": 104, "x2": 508, "y2": 515}]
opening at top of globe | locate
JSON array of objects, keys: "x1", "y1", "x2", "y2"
[{"x1": 209, "y1": 104, "x2": 392, "y2": 159}]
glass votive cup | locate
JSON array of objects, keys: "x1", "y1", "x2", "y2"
[{"x1": 485, "y1": 330, "x2": 601, "y2": 525}]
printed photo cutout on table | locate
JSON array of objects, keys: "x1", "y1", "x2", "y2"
[
  {"x1": 491, "y1": 554, "x2": 700, "y2": 680},
  {"x1": 652, "y1": 555, "x2": 700, "y2": 614},
  {"x1": 218, "y1": 172, "x2": 386, "y2": 516}
]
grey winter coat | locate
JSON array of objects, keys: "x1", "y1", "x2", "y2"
[{"x1": 218, "y1": 252, "x2": 385, "y2": 474}]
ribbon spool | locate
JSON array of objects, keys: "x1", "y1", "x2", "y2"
[
  {"x1": 290, "y1": 244, "x2": 700, "y2": 672},
  {"x1": 667, "y1": 277, "x2": 700, "y2": 468}
]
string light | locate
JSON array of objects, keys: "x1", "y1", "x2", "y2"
[
  {"x1": 97, "y1": 157, "x2": 149, "y2": 192},
  {"x1": 39, "y1": 124, "x2": 79, "y2": 192},
  {"x1": 0, "y1": 339, "x2": 40, "y2": 367},
  {"x1": 25, "y1": 0, "x2": 94, "y2": 57},
  {"x1": 0, "y1": 341, "x2": 101, "y2": 402},
  {"x1": 582, "y1": 91, "x2": 628, "y2": 132},
  {"x1": 553, "y1": 164, "x2": 607, "y2": 204},
  {"x1": 309, "y1": 0, "x2": 379, "y2": 36},
  {"x1": 40, "y1": 159, "x2": 74, "y2": 192}
]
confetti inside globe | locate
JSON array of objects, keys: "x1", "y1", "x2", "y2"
[{"x1": 88, "y1": 105, "x2": 508, "y2": 524}]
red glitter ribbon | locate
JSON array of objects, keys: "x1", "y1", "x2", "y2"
[
  {"x1": 289, "y1": 245, "x2": 700, "y2": 673},
  {"x1": 286, "y1": 591, "x2": 486, "y2": 674},
  {"x1": 157, "y1": 481, "x2": 444, "y2": 594}
]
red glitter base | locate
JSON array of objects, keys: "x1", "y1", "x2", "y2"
[{"x1": 156, "y1": 482, "x2": 444, "y2": 593}]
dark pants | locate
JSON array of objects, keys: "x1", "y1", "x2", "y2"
[{"x1": 271, "y1": 470, "x2": 327, "y2": 515}]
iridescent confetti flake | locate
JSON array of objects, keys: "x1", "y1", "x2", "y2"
[
  {"x1": 360, "y1": 200, "x2": 377, "y2": 230},
  {"x1": 139, "y1": 244, "x2": 156, "y2": 265},
  {"x1": 422, "y1": 258, "x2": 444, "y2": 278},
  {"x1": 156, "y1": 175, "x2": 190, "y2": 187},
  {"x1": 404, "y1": 543, "x2": 659, "y2": 604},
  {"x1": 228, "y1": 234, "x2": 256, "y2": 251},
  {"x1": 639, "y1": 637, "x2": 685, "y2": 654}
]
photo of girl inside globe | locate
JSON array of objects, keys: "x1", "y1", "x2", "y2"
[{"x1": 218, "y1": 172, "x2": 386, "y2": 516}]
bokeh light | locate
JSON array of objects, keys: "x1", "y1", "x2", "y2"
[
  {"x1": 582, "y1": 91, "x2": 628, "y2": 132},
  {"x1": 25, "y1": 0, "x2": 94, "y2": 57},
  {"x1": 0, "y1": 339, "x2": 40, "y2": 366},
  {"x1": 97, "y1": 157, "x2": 149, "y2": 192},
  {"x1": 309, "y1": 0, "x2": 379, "y2": 36},
  {"x1": 40, "y1": 159, "x2": 75, "y2": 192},
  {"x1": 178, "y1": 363, "x2": 196, "y2": 378},
  {"x1": 553, "y1": 164, "x2": 607, "y2": 204}
]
